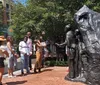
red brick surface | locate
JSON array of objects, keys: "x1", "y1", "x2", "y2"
[{"x1": 2, "y1": 66, "x2": 86, "y2": 85}]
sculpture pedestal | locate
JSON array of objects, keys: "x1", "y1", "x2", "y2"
[{"x1": 65, "y1": 74, "x2": 86, "y2": 83}]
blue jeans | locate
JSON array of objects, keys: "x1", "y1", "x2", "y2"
[{"x1": 21, "y1": 55, "x2": 30, "y2": 74}]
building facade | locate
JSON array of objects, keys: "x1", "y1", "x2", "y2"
[{"x1": 0, "y1": 0, "x2": 14, "y2": 25}]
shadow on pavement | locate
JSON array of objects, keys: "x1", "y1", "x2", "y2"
[
  {"x1": 41, "y1": 68, "x2": 53, "y2": 73},
  {"x1": 6, "y1": 80, "x2": 27, "y2": 85}
]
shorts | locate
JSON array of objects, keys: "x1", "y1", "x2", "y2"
[
  {"x1": 0, "y1": 57, "x2": 5, "y2": 68},
  {"x1": 8, "y1": 54, "x2": 14, "y2": 69}
]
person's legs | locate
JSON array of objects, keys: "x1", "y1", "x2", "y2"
[
  {"x1": 0, "y1": 68, "x2": 4, "y2": 85},
  {"x1": 8, "y1": 56, "x2": 15, "y2": 77},
  {"x1": 11, "y1": 57, "x2": 14, "y2": 76},
  {"x1": 29, "y1": 55, "x2": 32, "y2": 70},
  {"x1": 8, "y1": 54, "x2": 15, "y2": 76},
  {"x1": 38, "y1": 53, "x2": 42, "y2": 72},
  {"x1": 34, "y1": 61, "x2": 38, "y2": 73},
  {"x1": 24, "y1": 56, "x2": 30, "y2": 73},
  {"x1": 0, "y1": 58, "x2": 5, "y2": 84},
  {"x1": 8, "y1": 56, "x2": 12, "y2": 76},
  {"x1": 34, "y1": 51, "x2": 40, "y2": 73},
  {"x1": 8, "y1": 68, "x2": 11, "y2": 76},
  {"x1": 21, "y1": 58, "x2": 24, "y2": 75},
  {"x1": 14, "y1": 57, "x2": 17, "y2": 70}
]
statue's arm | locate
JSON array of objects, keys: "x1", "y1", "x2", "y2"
[
  {"x1": 55, "y1": 34, "x2": 68, "y2": 47},
  {"x1": 59, "y1": 39, "x2": 67, "y2": 46}
]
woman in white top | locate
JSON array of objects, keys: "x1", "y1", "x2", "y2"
[{"x1": 7, "y1": 36, "x2": 16, "y2": 78}]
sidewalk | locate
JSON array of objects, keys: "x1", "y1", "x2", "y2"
[{"x1": 2, "y1": 66, "x2": 86, "y2": 85}]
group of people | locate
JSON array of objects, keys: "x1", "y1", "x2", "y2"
[
  {"x1": 0, "y1": 31, "x2": 48, "y2": 85},
  {"x1": 0, "y1": 29, "x2": 83, "y2": 85}
]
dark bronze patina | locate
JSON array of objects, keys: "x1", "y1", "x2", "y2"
[{"x1": 75, "y1": 5, "x2": 100, "y2": 85}]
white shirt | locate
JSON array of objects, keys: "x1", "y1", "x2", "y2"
[
  {"x1": 41, "y1": 42, "x2": 46, "y2": 47},
  {"x1": 27, "y1": 38, "x2": 32, "y2": 54},
  {"x1": 19, "y1": 41, "x2": 30, "y2": 56},
  {"x1": 0, "y1": 45, "x2": 7, "y2": 51}
]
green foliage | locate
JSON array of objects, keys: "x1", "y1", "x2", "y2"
[
  {"x1": 45, "y1": 60, "x2": 68, "y2": 66},
  {"x1": 10, "y1": 0, "x2": 100, "y2": 42},
  {"x1": 55, "y1": 61, "x2": 68, "y2": 66},
  {"x1": 0, "y1": 2, "x2": 3, "y2": 25},
  {"x1": 0, "y1": 2, "x2": 8, "y2": 35}
]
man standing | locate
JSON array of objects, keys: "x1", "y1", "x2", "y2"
[
  {"x1": 27, "y1": 32, "x2": 32, "y2": 70},
  {"x1": 19, "y1": 36, "x2": 30, "y2": 75}
]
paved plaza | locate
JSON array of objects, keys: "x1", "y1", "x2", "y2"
[{"x1": 2, "y1": 66, "x2": 86, "y2": 85}]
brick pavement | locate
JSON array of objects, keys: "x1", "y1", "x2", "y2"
[{"x1": 2, "y1": 66, "x2": 86, "y2": 85}]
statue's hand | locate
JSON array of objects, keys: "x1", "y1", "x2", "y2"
[{"x1": 55, "y1": 43, "x2": 61, "y2": 47}]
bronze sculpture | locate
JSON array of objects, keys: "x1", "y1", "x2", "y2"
[
  {"x1": 56, "y1": 26, "x2": 77, "y2": 80},
  {"x1": 75, "y1": 5, "x2": 100, "y2": 85},
  {"x1": 56, "y1": 5, "x2": 100, "y2": 85}
]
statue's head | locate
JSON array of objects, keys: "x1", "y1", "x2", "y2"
[
  {"x1": 64, "y1": 24, "x2": 71, "y2": 32},
  {"x1": 66, "y1": 31, "x2": 73, "y2": 39}
]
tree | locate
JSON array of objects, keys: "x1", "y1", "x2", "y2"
[
  {"x1": 0, "y1": 2, "x2": 3, "y2": 25},
  {"x1": 10, "y1": 0, "x2": 100, "y2": 42}
]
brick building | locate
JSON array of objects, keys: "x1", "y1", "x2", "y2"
[{"x1": 0, "y1": 0, "x2": 14, "y2": 25}]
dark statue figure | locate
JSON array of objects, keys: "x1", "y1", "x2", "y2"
[
  {"x1": 74, "y1": 5, "x2": 100, "y2": 85},
  {"x1": 74, "y1": 29, "x2": 86, "y2": 82},
  {"x1": 64, "y1": 30, "x2": 76, "y2": 79},
  {"x1": 56, "y1": 26, "x2": 79, "y2": 80},
  {"x1": 63, "y1": 28, "x2": 85, "y2": 82}
]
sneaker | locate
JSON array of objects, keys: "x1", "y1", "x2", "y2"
[
  {"x1": 27, "y1": 71, "x2": 30, "y2": 74},
  {"x1": 34, "y1": 69, "x2": 37, "y2": 73},
  {"x1": 12, "y1": 75, "x2": 17, "y2": 77},
  {"x1": 30, "y1": 67, "x2": 32, "y2": 70},
  {"x1": 21, "y1": 74, "x2": 25, "y2": 76},
  {"x1": 8, "y1": 75, "x2": 13, "y2": 78},
  {"x1": 21, "y1": 72, "x2": 25, "y2": 76},
  {"x1": 38, "y1": 68, "x2": 41, "y2": 72},
  {"x1": 21, "y1": 72, "x2": 24, "y2": 74}
]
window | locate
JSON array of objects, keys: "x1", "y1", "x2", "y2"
[{"x1": 6, "y1": 4, "x2": 9, "y2": 12}]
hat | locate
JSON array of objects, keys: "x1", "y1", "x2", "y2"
[{"x1": 0, "y1": 36, "x2": 6, "y2": 41}]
